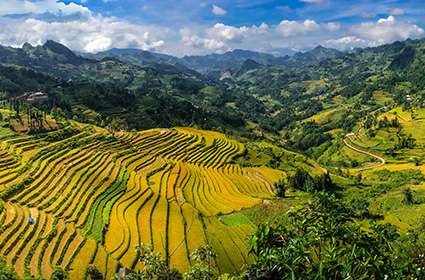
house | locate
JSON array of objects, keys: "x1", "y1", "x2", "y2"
[
  {"x1": 27, "y1": 92, "x2": 48, "y2": 102},
  {"x1": 14, "y1": 91, "x2": 48, "y2": 103}
]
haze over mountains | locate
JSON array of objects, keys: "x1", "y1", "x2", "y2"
[
  {"x1": 88, "y1": 44, "x2": 344, "y2": 75},
  {"x1": 0, "y1": 39, "x2": 345, "y2": 77}
]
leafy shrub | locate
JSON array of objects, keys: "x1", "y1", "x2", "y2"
[
  {"x1": 288, "y1": 168, "x2": 334, "y2": 193},
  {"x1": 0, "y1": 257, "x2": 19, "y2": 280},
  {"x1": 246, "y1": 193, "x2": 425, "y2": 279}
]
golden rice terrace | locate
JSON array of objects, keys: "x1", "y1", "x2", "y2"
[{"x1": 0, "y1": 125, "x2": 284, "y2": 279}]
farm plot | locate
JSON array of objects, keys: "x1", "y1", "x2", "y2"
[{"x1": 0, "y1": 125, "x2": 285, "y2": 277}]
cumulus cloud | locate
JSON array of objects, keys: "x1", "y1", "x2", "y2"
[
  {"x1": 351, "y1": 16, "x2": 424, "y2": 46},
  {"x1": 320, "y1": 16, "x2": 424, "y2": 50},
  {"x1": 178, "y1": 15, "x2": 425, "y2": 54},
  {"x1": 208, "y1": 23, "x2": 248, "y2": 42},
  {"x1": 0, "y1": 15, "x2": 167, "y2": 53},
  {"x1": 180, "y1": 27, "x2": 226, "y2": 51},
  {"x1": 321, "y1": 36, "x2": 368, "y2": 49},
  {"x1": 212, "y1": 4, "x2": 226, "y2": 16},
  {"x1": 276, "y1": 19, "x2": 339, "y2": 37},
  {"x1": 180, "y1": 22, "x2": 271, "y2": 52},
  {"x1": 0, "y1": 0, "x2": 91, "y2": 17}
]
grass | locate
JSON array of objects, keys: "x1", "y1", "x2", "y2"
[{"x1": 219, "y1": 212, "x2": 253, "y2": 226}]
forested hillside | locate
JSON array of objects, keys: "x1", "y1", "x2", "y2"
[{"x1": 1, "y1": 38, "x2": 424, "y2": 141}]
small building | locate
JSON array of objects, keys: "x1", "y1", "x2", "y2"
[
  {"x1": 14, "y1": 91, "x2": 48, "y2": 103},
  {"x1": 27, "y1": 92, "x2": 48, "y2": 103}
]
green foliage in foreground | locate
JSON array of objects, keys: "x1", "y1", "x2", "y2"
[
  {"x1": 0, "y1": 257, "x2": 19, "y2": 280},
  {"x1": 246, "y1": 193, "x2": 425, "y2": 280}
]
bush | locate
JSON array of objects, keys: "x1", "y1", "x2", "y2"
[
  {"x1": 288, "y1": 168, "x2": 334, "y2": 193},
  {"x1": 246, "y1": 193, "x2": 425, "y2": 279},
  {"x1": 50, "y1": 267, "x2": 69, "y2": 280},
  {"x1": 403, "y1": 188, "x2": 415, "y2": 205},
  {"x1": 0, "y1": 257, "x2": 19, "y2": 280},
  {"x1": 87, "y1": 264, "x2": 103, "y2": 280},
  {"x1": 274, "y1": 180, "x2": 286, "y2": 198}
]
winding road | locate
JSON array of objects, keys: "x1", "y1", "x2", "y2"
[
  {"x1": 343, "y1": 133, "x2": 386, "y2": 171},
  {"x1": 341, "y1": 106, "x2": 389, "y2": 171}
]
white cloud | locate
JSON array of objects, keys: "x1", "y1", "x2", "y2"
[
  {"x1": 0, "y1": 0, "x2": 91, "y2": 17},
  {"x1": 322, "y1": 36, "x2": 368, "y2": 49},
  {"x1": 277, "y1": 19, "x2": 318, "y2": 37},
  {"x1": 208, "y1": 23, "x2": 248, "y2": 42},
  {"x1": 276, "y1": 19, "x2": 339, "y2": 37},
  {"x1": 322, "y1": 16, "x2": 424, "y2": 50},
  {"x1": 377, "y1": 15, "x2": 396, "y2": 24},
  {"x1": 351, "y1": 16, "x2": 424, "y2": 46},
  {"x1": 212, "y1": 4, "x2": 226, "y2": 16},
  {"x1": 0, "y1": 15, "x2": 167, "y2": 53},
  {"x1": 182, "y1": 35, "x2": 226, "y2": 51},
  {"x1": 85, "y1": 36, "x2": 112, "y2": 53},
  {"x1": 180, "y1": 22, "x2": 272, "y2": 53}
]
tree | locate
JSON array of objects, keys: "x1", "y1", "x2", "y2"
[
  {"x1": 413, "y1": 157, "x2": 422, "y2": 166},
  {"x1": 403, "y1": 188, "x2": 415, "y2": 205},
  {"x1": 87, "y1": 264, "x2": 103, "y2": 280},
  {"x1": 288, "y1": 168, "x2": 334, "y2": 193},
  {"x1": 131, "y1": 244, "x2": 182, "y2": 280},
  {"x1": 356, "y1": 173, "x2": 363, "y2": 183},
  {"x1": 50, "y1": 267, "x2": 69, "y2": 280},
  {"x1": 288, "y1": 168, "x2": 315, "y2": 192},
  {"x1": 274, "y1": 180, "x2": 286, "y2": 198},
  {"x1": 51, "y1": 106, "x2": 65, "y2": 121},
  {"x1": 185, "y1": 245, "x2": 217, "y2": 280},
  {"x1": 136, "y1": 244, "x2": 168, "y2": 279},
  {"x1": 0, "y1": 257, "x2": 18, "y2": 280},
  {"x1": 246, "y1": 193, "x2": 424, "y2": 279},
  {"x1": 314, "y1": 171, "x2": 334, "y2": 192}
]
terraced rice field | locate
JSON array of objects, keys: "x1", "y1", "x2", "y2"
[
  {"x1": 349, "y1": 107, "x2": 425, "y2": 160},
  {"x1": 0, "y1": 125, "x2": 284, "y2": 278}
]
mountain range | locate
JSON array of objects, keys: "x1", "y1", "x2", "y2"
[
  {"x1": 91, "y1": 45, "x2": 344, "y2": 76},
  {"x1": 0, "y1": 38, "x2": 423, "y2": 136}
]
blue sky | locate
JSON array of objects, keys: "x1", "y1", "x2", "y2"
[
  {"x1": 66, "y1": 0, "x2": 424, "y2": 26},
  {"x1": 0, "y1": 0, "x2": 424, "y2": 56}
]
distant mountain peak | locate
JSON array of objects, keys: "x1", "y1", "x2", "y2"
[
  {"x1": 307, "y1": 45, "x2": 342, "y2": 60},
  {"x1": 241, "y1": 58, "x2": 262, "y2": 69},
  {"x1": 311, "y1": 45, "x2": 333, "y2": 52},
  {"x1": 22, "y1": 42, "x2": 33, "y2": 50},
  {"x1": 99, "y1": 56, "x2": 123, "y2": 63},
  {"x1": 43, "y1": 40, "x2": 77, "y2": 59},
  {"x1": 235, "y1": 58, "x2": 264, "y2": 76}
]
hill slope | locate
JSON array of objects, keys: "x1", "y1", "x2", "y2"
[{"x1": 0, "y1": 122, "x2": 295, "y2": 277}]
